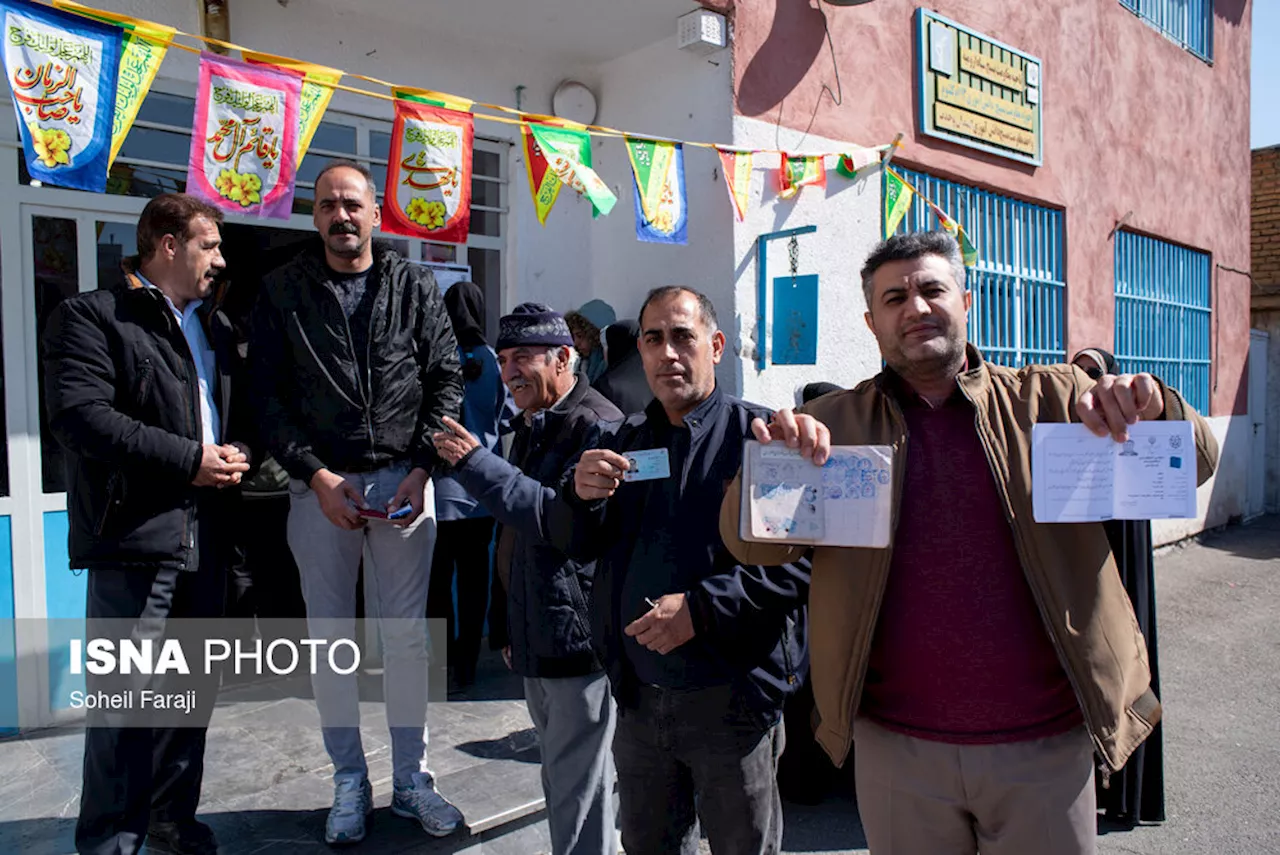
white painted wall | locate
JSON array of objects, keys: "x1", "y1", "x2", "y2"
[
  {"x1": 1152, "y1": 415, "x2": 1251, "y2": 545},
  {"x1": 730, "y1": 116, "x2": 883, "y2": 408}
]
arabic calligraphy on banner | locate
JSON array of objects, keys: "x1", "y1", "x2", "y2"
[
  {"x1": 382, "y1": 99, "x2": 474, "y2": 244},
  {"x1": 186, "y1": 53, "x2": 300, "y2": 220},
  {"x1": 1, "y1": 0, "x2": 120, "y2": 191}
]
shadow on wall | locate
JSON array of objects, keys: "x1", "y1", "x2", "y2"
[
  {"x1": 736, "y1": 1, "x2": 828, "y2": 118},
  {"x1": 1215, "y1": 0, "x2": 1247, "y2": 26}
]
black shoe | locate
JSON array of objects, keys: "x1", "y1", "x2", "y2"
[{"x1": 147, "y1": 819, "x2": 220, "y2": 855}]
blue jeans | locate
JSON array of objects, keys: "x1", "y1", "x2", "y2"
[
  {"x1": 287, "y1": 464, "x2": 436, "y2": 787},
  {"x1": 612, "y1": 684, "x2": 785, "y2": 855}
]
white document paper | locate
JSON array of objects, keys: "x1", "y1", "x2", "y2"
[
  {"x1": 1031, "y1": 422, "x2": 1197, "y2": 522},
  {"x1": 739, "y1": 441, "x2": 893, "y2": 548}
]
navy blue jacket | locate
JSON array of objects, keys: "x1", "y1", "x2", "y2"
[
  {"x1": 450, "y1": 378, "x2": 622, "y2": 678},
  {"x1": 549, "y1": 386, "x2": 810, "y2": 717}
]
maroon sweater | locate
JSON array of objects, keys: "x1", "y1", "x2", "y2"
[{"x1": 860, "y1": 381, "x2": 1083, "y2": 744}]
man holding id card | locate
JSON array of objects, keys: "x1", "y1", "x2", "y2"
[{"x1": 553, "y1": 286, "x2": 826, "y2": 855}]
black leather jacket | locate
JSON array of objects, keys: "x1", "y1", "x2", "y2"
[{"x1": 250, "y1": 239, "x2": 463, "y2": 482}]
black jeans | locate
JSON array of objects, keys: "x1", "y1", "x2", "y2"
[
  {"x1": 613, "y1": 684, "x2": 785, "y2": 855},
  {"x1": 75, "y1": 524, "x2": 227, "y2": 855},
  {"x1": 428, "y1": 517, "x2": 496, "y2": 682}
]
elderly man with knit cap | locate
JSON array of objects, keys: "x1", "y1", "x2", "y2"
[{"x1": 433, "y1": 302, "x2": 622, "y2": 855}]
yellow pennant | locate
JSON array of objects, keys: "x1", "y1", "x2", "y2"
[
  {"x1": 54, "y1": 0, "x2": 176, "y2": 168},
  {"x1": 243, "y1": 51, "x2": 342, "y2": 162}
]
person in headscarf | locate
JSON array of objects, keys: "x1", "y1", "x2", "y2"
[
  {"x1": 566, "y1": 299, "x2": 616, "y2": 383},
  {"x1": 431, "y1": 281, "x2": 512, "y2": 688},
  {"x1": 1071, "y1": 346, "x2": 1166, "y2": 826},
  {"x1": 593, "y1": 320, "x2": 652, "y2": 416}
]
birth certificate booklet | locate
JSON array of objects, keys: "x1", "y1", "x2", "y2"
[
  {"x1": 739, "y1": 441, "x2": 893, "y2": 548},
  {"x1": 1031, "y1": 421, "x2": 1197, "y2": 523}
]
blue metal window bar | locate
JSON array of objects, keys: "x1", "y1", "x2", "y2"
[
  {"x1": 1113, "y1": 230, "x2": 1212, "y2": 414},
  {"x1": 889, "y1": 167, "x2": 1066, "y2": 368},
  {"x1": 1118, "y1": 0, "x2": 1213, "y2": 62}
]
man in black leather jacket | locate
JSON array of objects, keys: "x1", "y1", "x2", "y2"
[
  {"x1": 249, "y1": 160, "x2": 464, "y2": 845},
  {"x1": 43, "y1": 193, "x2": 252, "y2": 855}
]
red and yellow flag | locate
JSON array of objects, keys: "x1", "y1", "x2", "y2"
[
  {"x1": 383, "y1": 99, "x2": 474, "y2": 243},
  {"x1": 716, "y1": 148, "x2": 752, "y2": 221},
  {"x1": 523, "y1": 117, "x2": 563, "y2": 225},
  {"x1": 778, "y1": 154, "x2": 826, "y2": 199}
]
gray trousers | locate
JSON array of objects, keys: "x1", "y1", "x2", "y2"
[
  {"x1": 287, "y1": 464, "x2": 436, "y2": 787},
  {"x1": 524, "y1": 673, "x2": 619, "y2": 855},
  {"x1": 853, "y1": 718, "x2": 1097, "y2": 855}
]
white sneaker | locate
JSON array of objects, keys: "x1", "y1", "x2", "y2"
[{"x1": 390, "y1": 772, "x2": 464, "y2": 838}]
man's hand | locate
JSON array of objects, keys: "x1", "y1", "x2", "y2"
[
  {"x1": 1077, "y1": 373, "x2": 1164, "y2": 442},
  {"x1": 624, "y1": 593, "x2": 695, "y2": 655},
  {"x1": 574, "y1": 449, "x2": 633, "y2": 501},
  {"x1": 433, "y1": 416, "x2": 480, "y2": 466},
  {"x1": 310, "y1": 468, "x2": 365, "y2": 530},
  {"x1": 192, "y1": 444, "x2": 250, "y2": 488},
  {"x1": 502, "y1": 645, "x2": 513, "y2": 671},
  {"x1": 750, "y1": 410, "x2": 832, "y2": 465},
  {"x1": 387, "y1": 467, "x2": 429, "y2": 527}
]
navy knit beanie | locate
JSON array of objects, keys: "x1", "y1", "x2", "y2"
[{"x1": 496, "y1": 302, "x2": 575, "y2": 351}]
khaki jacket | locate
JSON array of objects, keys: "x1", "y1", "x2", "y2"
[{"x1": 720, "y1": 348, "x2": 1219, "y2": 772}]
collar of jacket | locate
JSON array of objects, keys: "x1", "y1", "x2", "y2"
[
  {"x1": 519, "y1": 375, "x2": 592, "y2": 440},
  {"x1": 118, "y1": 256, "x2": 216, "y2": 328},
  {"x1": 874, "y1": 343, "x2": 991, "y2": 406},
  {"x1": 642, "y1": 382, "x2": 724, "y2": 434},
  {"x1": 293, "y1": 235, "x2": 406, "y2": 286}
]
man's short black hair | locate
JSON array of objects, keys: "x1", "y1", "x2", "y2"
[
  {"x1": 314, "y1": 158, "x2": 378, "y2": 197},
  {"x1": 638, "y1": 286, "x2": 719, "y2": 333},
  {"x1": 860, "y1": 231, "x2": 966, "y2": 305}
]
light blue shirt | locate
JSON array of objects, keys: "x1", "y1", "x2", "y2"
[{"x1": 137, "y1": 272, "x2": 220, "y2": 445}]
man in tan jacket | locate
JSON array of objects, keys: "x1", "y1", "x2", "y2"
[{"x1": 722, "y1": 231, "x2": 1218, "y2": 855}]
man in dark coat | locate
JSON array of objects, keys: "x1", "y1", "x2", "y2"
[
  {"x1": 44, "y1": 193, "x2": 252, "y2": 855},
  {"x1": 433, "y1": 303, "x2": 622, "y2": 855}
]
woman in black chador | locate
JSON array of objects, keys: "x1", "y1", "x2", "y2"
[{"x1": 1071, "y1": 347, "x2": 1166, "y2": 825}]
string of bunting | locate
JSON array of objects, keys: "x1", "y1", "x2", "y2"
[
  {"x1": 2, "y1": 0, "x2": 977, "y2": 260},
  {"x1": 883, "y1": 166, "x2": 978, "y2": 266}
]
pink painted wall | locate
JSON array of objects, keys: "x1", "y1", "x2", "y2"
[{"x1": 729, "y1": 0, "x2": 1251, "y2": 416}]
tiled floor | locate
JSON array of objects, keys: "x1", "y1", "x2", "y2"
[{"x1": 0, "y1": 652, "x2": 551, "y2": 854}]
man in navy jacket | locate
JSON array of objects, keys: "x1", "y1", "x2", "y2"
[
  {"x1": 433, "y1": 303, "x2": 622, "y2": 855},
  {"x1": 561, "y1": 287, "x2": 819, "y2": 855}
]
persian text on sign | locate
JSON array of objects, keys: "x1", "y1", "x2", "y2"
[
  {"x1": 936, "y1": 79, "x2": 1035, "y2": 131},
  {"x1": 959, "y1": 47, "x2": 1024, "y2": 90},
  {"x1": 934, "y1": 102, "x2": 1036, "y2": 155}
]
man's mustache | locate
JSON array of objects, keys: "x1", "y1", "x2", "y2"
[{"x1": 329, "y1": 222, "x2": 359, "y2": 236}]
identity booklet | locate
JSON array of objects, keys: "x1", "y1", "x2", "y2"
[{"x1": 738, "y1": 441, "x2": 894, "y2": 548}]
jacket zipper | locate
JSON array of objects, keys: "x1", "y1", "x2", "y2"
[
  {"x1": 781, "y1": 617, "x2": 796, "y2": 686},
  {"x1": 364, "y1": 288, "x2": 378, "y2": 461},
  {"x1": 95, "y1": 470, "x2": 122, "y2": 536},
  {"x1": 957, "y1": 382, "x2": 1105, "y2": 764},
  {"x1": 843, "y1": 398, "x2": 908, "y2": 735}
]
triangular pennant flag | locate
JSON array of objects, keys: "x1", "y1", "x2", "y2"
[
  {"x1": 928, "y1": 201, "x2": 979, "y2": 266},
  {"x1": 716, "y1": 148, "x2": 752, "y2": 221},
  {"x1": 522, "y1": 118, "x2": 563, "y2": 225},
  {"x1": 883, "y1": 169, "x2": 915, "y2": 238},
  {"x1": 243, "y1": 50, "x2": 341, "y2": 163},
  {"x1": 778, "y1": 154, "x2": 826, "y2": 199},
  {"x1": 2, "y1": 0, "x2": 122, "y2": 191},
  {"x1": 383, "y1": 99, "x2": 474, "y2": 243},
  {"x1": 53, "y1": 0, "x2": 173, "y2": 169},
  {"x1": 627, "y1": 138, "x2": 686, "y2": 244},
  {"x1": 836, "y1": 147, "x2": 878, "y2": 179},
  {"x1": 528, "y1": 122, "x2": 616, "y2": 217}
]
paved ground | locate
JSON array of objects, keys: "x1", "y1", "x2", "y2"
[{"x1": 1, "y1": 515, "x2": 1277, "y2": 854}]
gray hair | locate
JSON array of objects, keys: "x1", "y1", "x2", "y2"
[
  {"x1": 546, "y1": 345, "x2": 580, "y2": 375},
  {"x1": 638, "y1": 286, "x2": 719, "y2": 334},
  {"x1": 859, "y1": 231, "x2": 966, "y2": 306}
]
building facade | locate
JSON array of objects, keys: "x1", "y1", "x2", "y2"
[{"x1": 0, "y1": 0, "x2": 1255, "y2": 730}]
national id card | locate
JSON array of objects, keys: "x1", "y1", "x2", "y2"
[{"x1": 623, "y1": 448, "x2": 671, "y2": 482}]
